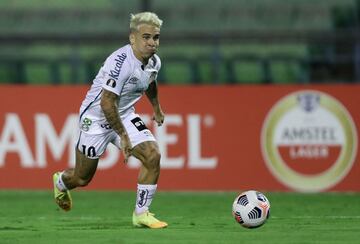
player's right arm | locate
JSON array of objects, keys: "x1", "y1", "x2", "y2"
[
  {"x1": 99, "y1": 50, "x2": 132, "y2": 162},
  {"x1": 100, "y1": 90, "x2": 132, "y2": 162}
]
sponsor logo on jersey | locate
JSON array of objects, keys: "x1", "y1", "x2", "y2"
[
  {"x1": 109, "y1": 53, "x2": 127, "y2": 79},
  {"x1": 261, "y1": 90, "x2": 357, "y2": 192},
  {"x1": 106, "y1": 78, "x2": 116, "y2": 88}
]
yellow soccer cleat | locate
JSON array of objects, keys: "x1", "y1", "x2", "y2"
[
  {"x1": 132, "y1": 211, "x2": 168, "y2": 229},
  {"x1": 53, "y1": 172, "x2": 72, "y2": 211}
]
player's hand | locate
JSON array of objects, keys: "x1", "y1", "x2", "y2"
[
  {"x1": 153, "y1": 108, "x2": 165, "y2": 126},
  {"x1": 120, "y1": 134, "x2": 132, "y2": 163}
]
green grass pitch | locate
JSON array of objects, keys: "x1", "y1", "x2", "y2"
[{"x1": 0, "y1": 191, "x2": 359, "y2": 244}]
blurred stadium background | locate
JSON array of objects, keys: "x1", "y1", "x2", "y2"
[{"x1": 1, "y1": 0, "x2": 360, "y2": 85}]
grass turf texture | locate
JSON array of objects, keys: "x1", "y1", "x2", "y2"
[{"x1": 0, "y1": 191, "x2": 359, "y2": 244}]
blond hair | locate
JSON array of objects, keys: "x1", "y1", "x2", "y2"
[{"x1": 130, "y1": 12, "x2": 163, "y2": 32}]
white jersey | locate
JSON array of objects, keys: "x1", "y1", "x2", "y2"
[{"x1": 79, "y1": 44, "x2": 161, "y2": 132}]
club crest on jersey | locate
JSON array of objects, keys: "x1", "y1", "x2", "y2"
[{"x1": 106, "y1": 78, "x2": 116, "y2": 88}]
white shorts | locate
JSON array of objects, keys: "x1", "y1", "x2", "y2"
[{"x1": 76, "y1": 113, "x2": 156, "y2": 159}]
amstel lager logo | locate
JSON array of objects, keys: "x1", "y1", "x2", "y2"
[{"x1": 261, "y1": 90, "x2": 357, "y2": 192}]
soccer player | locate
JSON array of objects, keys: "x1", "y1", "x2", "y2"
[{"x1": 52, "y1": 12, "x2": 167, "y2": 229}]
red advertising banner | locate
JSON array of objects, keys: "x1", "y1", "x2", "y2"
[{"x1": 0, "y1": 84, "x2": 359, "y2": 192}]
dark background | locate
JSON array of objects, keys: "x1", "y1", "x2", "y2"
[{"x1": 1, "y1": 0, "x2": 359, "y2": 85}]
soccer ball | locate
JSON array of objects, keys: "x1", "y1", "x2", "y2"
[{"x1": 232, "y1": 190, "x2": 270, "y2": 228}]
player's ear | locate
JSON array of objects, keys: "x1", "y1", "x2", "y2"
[{"x1": 129, "y1": 33, "x2": 135, "y2": 45}]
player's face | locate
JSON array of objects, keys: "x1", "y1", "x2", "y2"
[{"x1": 130, "y1": 24, "x2": 160, "y2": 63}]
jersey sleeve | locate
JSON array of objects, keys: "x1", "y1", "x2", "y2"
[
  {"x1": 101, "y1": 52, "x2": 130, "y2": 95},
  {"x1": 152, "y1": 54, "x2": 161, "y2": 82}
]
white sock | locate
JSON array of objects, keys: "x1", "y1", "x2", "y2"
[
  {"x1": 135, "y1": 184, "x2": 157, "y2": 215},
  {"x1": 56, "y1": 172, "x2": 68, "y2": 192}
]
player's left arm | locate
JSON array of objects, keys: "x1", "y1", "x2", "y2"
[{"x1": 146, "y1": 80, "x2": 164, "y2": 126}]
